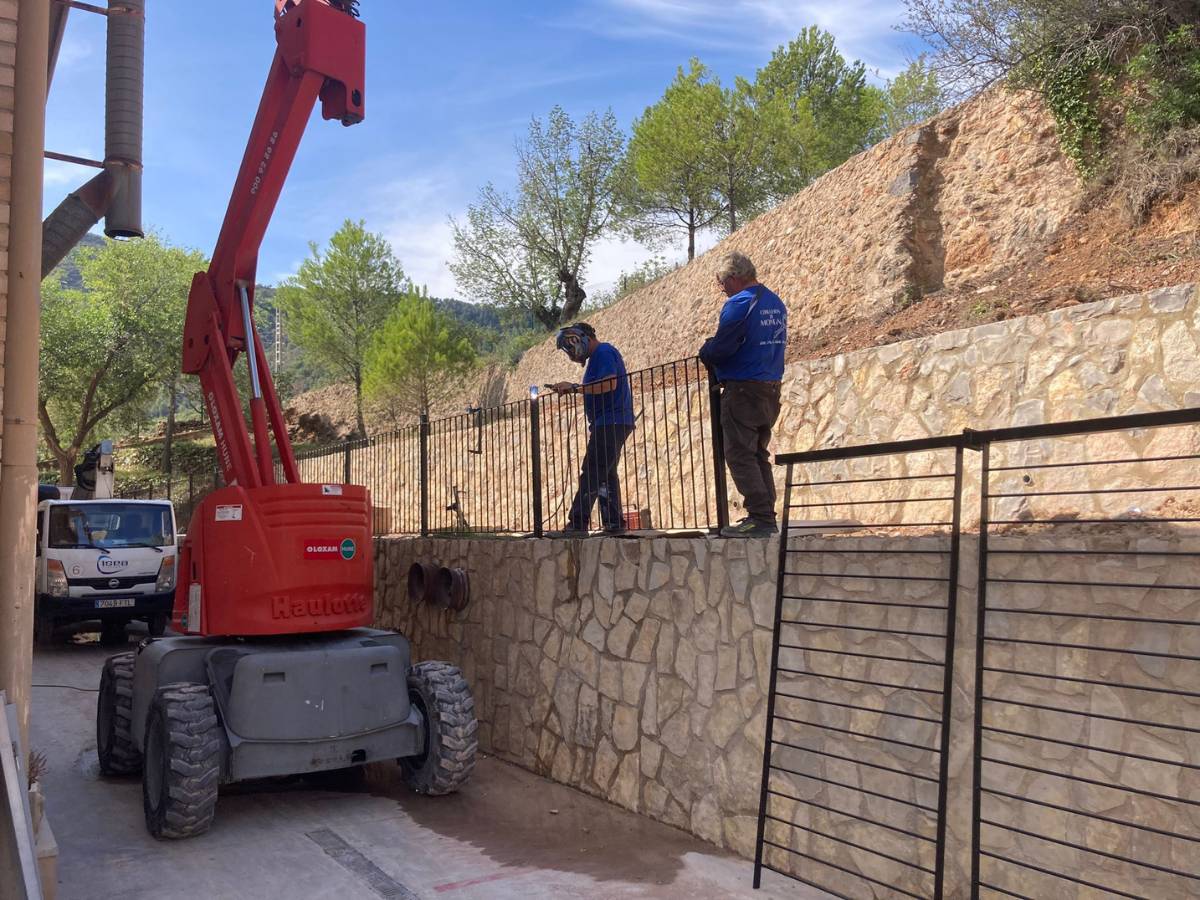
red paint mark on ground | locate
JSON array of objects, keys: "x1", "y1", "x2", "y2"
[{"x1": 432, "y1": 868, "x2": 533, "y2": 893}]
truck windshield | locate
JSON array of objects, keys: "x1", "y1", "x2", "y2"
[{"x1": 48, "y1": 504, "x2": 174, "y2": 550}]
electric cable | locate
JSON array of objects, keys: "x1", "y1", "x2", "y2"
[{"x1": 32, "y1": 683, "x2": 99, "y2": 693}]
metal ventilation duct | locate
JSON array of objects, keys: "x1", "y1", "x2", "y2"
[
  {"x1": 104, "y1": 0, "x2": 144, "y2": 239},
  {"x1": 41, "y1": 0, "x2": 145, "y2": 277}
]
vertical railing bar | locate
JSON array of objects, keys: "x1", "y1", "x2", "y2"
[
  {"x1": 530, "y1": 393, "x2": 543, "y2": 537},
  {"x1": 563, "y1": 393, "x2": 575, "y2": 532},
  {"x1": 505, "y1": 405, "x2": 513, "y2": 532},
  {"x1": 626, "y1": 378, "x2": 638, "y2": 529},
  {"x1": 631, "y1": 372, "x2": 643, "y2": 530},
  {"x1": 934, "y1": 446, "x2": 964, "y2": 900},
  {"x1": 419, "y1": 414, "x2": 429, "y2": 536},
  {"x1": 653, "y1": 366, "x2": 672, "y2": 530},
  {"x1": 653, "y1": 368, "x2": 667, "y2": 529},
  {"x1": 708, "y1": 368, "x2": 729, "y2": 532},
  {"x1": 511, "y1": 404, "x2": 517, "y2": 533},
  {"x1": 665, "y1": 365, "x2": 676, "y2": 530},
  {"x1": 680, "y1": 360, "x2": 698, "y2": 529},
  {"x1": 498, "y1": 406, "x2": 506, "y2": 532},
  {"x1": 970, "y1": 442, "x2": 991, "y2": 900},
  {"x1": 514, "y1": 403, "x2": 520, "y2": 532},
  {"x1": 696, "y1": 359, "x2": 713, "y2": 528},
  {"x1": 754, "y1": 461, "x2": 794, "y2": 889}
]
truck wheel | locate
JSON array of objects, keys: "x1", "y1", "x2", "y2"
[
  {"x1": 100, "y1": 619, "x2": 127, "y2": 646},
  {"x1": 97, "y1": 652, "x2": 142, "y2": 775},
  {"x1": 400, "y1": 662, "x2": 477, "y2": 795},
  {"x1": 33, "y1": 616, "x2": 56, "y2": 648},
  {"x1": 147, "y1": 613, "x2": 168, "y2": 637},
  {"x1": 142, "y1": 683, "x2": 222, "y2": 840}
]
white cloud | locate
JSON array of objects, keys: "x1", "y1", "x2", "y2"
[
  {"x1": 582, "y1": 0, "x2": 911, "y2": 72},
  {"x1": 53, "y1": 34, "x2": 97, "y2": 73},
  {"x1": 44, "y1": 159, "x2": 82, "y2": 188},
  {"x1": 584, "y1": 227, "x2": 722, "y2": 297},
  {"x1": 43, "y1": 146, "x2": 107, "y2": 195},
  {"x1": 362, "y1": 168, "x2": 465, "y2": 298},
  {"x1": 586, "y1": 235, "x2": 660, "y2": 295},
  {"x1": 384, "y1": 216, "x2": 458, "y2": 298}
]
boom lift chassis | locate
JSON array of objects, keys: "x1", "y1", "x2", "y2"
[{"x1": 94, "y1": 0, "x2": 477, "y2": 839}]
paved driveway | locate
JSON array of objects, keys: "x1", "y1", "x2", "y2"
[{"x1": 30, "y1": 636, "x2": 820, "y2": 899}]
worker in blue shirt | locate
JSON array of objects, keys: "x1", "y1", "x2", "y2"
[
  {"x1": 699, "y1": 252, "x2": 787, "y2": 537},
  {"x1": 550, "y1": 323, "x2": 636, "y2": 535}
]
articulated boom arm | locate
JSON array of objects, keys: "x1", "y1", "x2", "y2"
[{"x1": 182, "y1": 0, "x2": 364, "y2": 490}]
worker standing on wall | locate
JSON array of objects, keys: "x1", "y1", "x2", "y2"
[
  {"x1": 700, "y1": 251, "x2": 788, "y2": 537},
  {"x1": 550, "y1": 323, "x2": 635, "y2": 535}
]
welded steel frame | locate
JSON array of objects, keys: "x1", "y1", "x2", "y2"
[
  {"x1": 969, "y1": 409, "x2": 1200, "y2": 900},
  {"x1": 754, "y1": 436, "x2": 966, "y2": 898}
]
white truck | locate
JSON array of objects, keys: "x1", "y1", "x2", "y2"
[{"x1": 34, "y1": 442, "x2": 178, "y2": 645}]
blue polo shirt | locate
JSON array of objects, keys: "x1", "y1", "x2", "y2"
[
  {"x1": 700, "y1": 285, "x2": 787, "y2": 382},
  {"x1": 582, "y1": 343, "x2": 635, "y2": 427}
]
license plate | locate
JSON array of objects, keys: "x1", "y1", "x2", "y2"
[{"x1": 95, "y1": 598, "x2": 136, "y2": 609}]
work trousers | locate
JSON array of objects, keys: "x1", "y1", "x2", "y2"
[
  {"x1": 568, "y1": 423, "x2": 634, "y2": 531},
  {"x1": 719, "y1": 380, "x2": 782, "y2": 523}
]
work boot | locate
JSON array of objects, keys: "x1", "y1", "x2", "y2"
[
  {"x1": 720, "y1": 517, "x2": 778, "y2": 538},
  {"x1": 549, "y1": 527, "x2": 590, "y2": 538}
]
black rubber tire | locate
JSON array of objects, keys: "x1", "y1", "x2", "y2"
[
  {"x1": 400, "y1": 661, "x2": 477, "y2": 795},
  {"x1": 142, "y1": 683, "x2": 222, "y2": 840},
  {"x1": 33, "y1": 615, "x2": 56, "y2": 648},
  {"x1": 97, "y1": 652, "x2": 142, "y2": 775},
  {"x1": 147, "y1": 613, "x2": 168, "y2": 637},
  {"x1": 100, "y1": 619, "x2": 128, "y2": 646}
]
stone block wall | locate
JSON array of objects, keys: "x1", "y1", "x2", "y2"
[{"x1": 375, "y1": 534, "x2": 780, "y2": 858}]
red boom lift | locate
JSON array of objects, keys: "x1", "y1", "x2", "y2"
[{"x1": 94, "y1": 0, "x2": 477, "y2": 839}]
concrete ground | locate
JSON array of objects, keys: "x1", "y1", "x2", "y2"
[{"x1": 30, "y1": 633, "x2": 823, "y2": 900}]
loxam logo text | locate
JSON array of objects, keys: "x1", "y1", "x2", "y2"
[
  {"x1": 271, "y1": 595, "x2": 369, "y2": 619},
  {"x1": 302, "y1": 539, "x2": 356, "y2": 560}
]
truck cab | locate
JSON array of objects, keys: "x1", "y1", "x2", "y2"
[{"x1": 35, "y1": 498, "x2": 178, "y2": 645}]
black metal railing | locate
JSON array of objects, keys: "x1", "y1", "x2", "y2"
[
  {"x1": 114, "y1": 470, "x2": 223, "y2": 530},
  {"x1": 294, "y1": 423, "x2": 426, "y2": 536},
  {"x1": 292, "y1": 356, "x2": 728, "y2": 536},
  {"x1": 972, "y1": 411, "x2": 1200, "y2": 900},
  {"x1": 536, "y1": 356, "x2": 718, "y2": 534},
  {"x1": 756, "y1": 406, "x2": 1200, "y2": 899},
  {"x1": 756, "y1": 438, "x2": 964, "y2": 899}
]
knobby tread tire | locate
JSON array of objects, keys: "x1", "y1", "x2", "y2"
[
  {"x1": 97, "y1": 652, "x2": 142, "y2": 775},
  {"x1": 143, "y1": 682, "x2": 222, "y2": 840},
  {"x1": 401, "y1": 661, "x2": 478, "y2": 796}
]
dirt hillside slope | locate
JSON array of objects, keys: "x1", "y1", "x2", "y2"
[{"x1": 289, "y1": 86, "x2": 1199, "y2": 437}]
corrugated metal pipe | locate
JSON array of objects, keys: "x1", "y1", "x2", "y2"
[
  {"x1": 41, "y1": 169, "x2": 118, "y2": 278},
  {"x1": 103, "y1": 0, "x2": 144, "y2": 239},
  {"x1": 40, "y1": 0, "x2": 144, "y2": 278}
]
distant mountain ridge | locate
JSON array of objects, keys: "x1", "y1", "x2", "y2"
[{"x1": 52, "y1": 232, "x2": 105, "y2": 290}]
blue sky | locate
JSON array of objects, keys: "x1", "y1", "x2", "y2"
[{"x1": 45, "y1": 0, "x2": 923, "y2": 298}]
